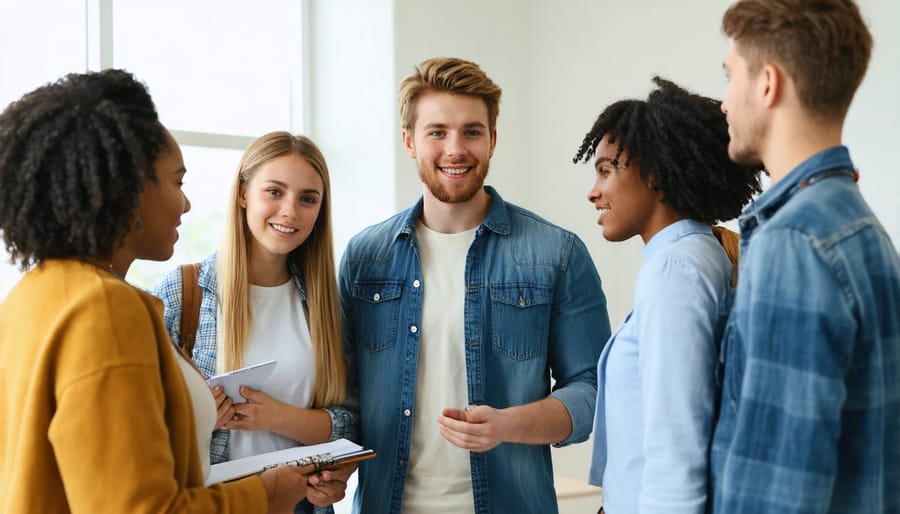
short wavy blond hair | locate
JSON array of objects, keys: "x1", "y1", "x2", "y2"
[{"x1": 398, "y1": 57, "x2": 502, "y2": 131}]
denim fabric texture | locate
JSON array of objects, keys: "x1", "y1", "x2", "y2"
[
  {"x1": 711, "y1": 147, "x2": 900, "y2": 514},
  {"x1": 154, "y1": 253, "x2": 359, "y2": 514},
  {"x1": 590, "y1": 220, "x2": 731, "y2": 514},
  {"x1": 339, "y1": 186, "x2": 611, "y2": 514}
]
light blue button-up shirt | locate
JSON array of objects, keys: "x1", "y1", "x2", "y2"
[
  {"x1": 340, "y1": 186, "x2": 611, "y2": 514},
  {"x1": 590, "y1": 219, "x2": 731, "y2": 514}
]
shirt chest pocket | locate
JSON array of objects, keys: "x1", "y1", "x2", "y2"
[
  {"x1": 351, "y1": 281, "x2": 403, "y2": 352},
  {"x1": 489, "y1": 283, "x2": 552, "y2": 361}
]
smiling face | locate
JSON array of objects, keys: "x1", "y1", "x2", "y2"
[
  {"x1": 586, "y1": 137, "x2": 664, "y2": 243},
  {"x1": 403, "y1": 90, "x2": 496, "y2": 205},
  {"x1": 240, "y1": 153, "x2": 324, "y2": 264},
  {"x1": 722, "y1": 41, "x2": 767, "y2": 166},
  {"x1": 124, "y1": 128, "x2": 190, "y2": 262}
]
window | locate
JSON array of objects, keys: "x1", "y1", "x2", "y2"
[{"x1": 0, "y1": 0, "x2": 307, "y2": 294}]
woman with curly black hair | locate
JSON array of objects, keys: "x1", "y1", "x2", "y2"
[
  {"x1": 0, "y1": 69, "x2": 311, "y2": 513},
  {"x1": 574, "y1": 77, "x2": 762, "y2": 514}
]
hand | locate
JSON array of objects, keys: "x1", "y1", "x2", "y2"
[
  {"x1": 259, "y1": 464, "x2": 315, "y2": 514},
  {"x1": 438, "y1": 404, "x2": 509, "y2": 453},
  {"x1": 211, "y1": 386, "x2": 235, "y2": 430},
  {"x1": 224, "y1": 386, "x2": 284, "y2": 432},
  {"x1": 306, "y1": 461, "x2": 358, "y2": 506}
]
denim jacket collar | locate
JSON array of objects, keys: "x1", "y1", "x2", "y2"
[
  {"x1": 739, "y1": 146, "x2": 854, "y2": 238},
  {"x1": 394, "y1": 186, "x2": 511, "y2": 240}
]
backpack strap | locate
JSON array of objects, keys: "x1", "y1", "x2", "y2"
[
  {"x1": 711, "y1": 225, "x2": 740, "y2": 287},
  {"x1": 179, "y1": 263, "x2": 202, "y2": 358}
]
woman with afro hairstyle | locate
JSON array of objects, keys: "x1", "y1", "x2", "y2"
[
  {"x1": 573, "y1": 77, "x2": 762, "y2": 514},
  {"x1": 0, "y1": 69, "x2": 311, "y2": 514}
]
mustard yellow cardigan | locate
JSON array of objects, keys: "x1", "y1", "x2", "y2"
[{"x1": 0, "y1": 260, "x2": 267, "y2": 513}]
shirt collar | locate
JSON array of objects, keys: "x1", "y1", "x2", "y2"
[
  {"x1": 642, "y1": 219, "x2": 713, "y2": 260},
  {"x1": 394, "y1": 185, "x2": 510, "y2": 240},
  {"x1": 740, "y1": 146, "x2": 854, "y2": 234}
]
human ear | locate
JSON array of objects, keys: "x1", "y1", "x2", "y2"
[
  {"x1": 239, "y1": 186, "x2": 248, "y2": 208},
  {"x1": 402, "y1": 128, "x2": 416, "y2": 158},
  {"x1": 489, "y1": 128, "x2": 497, "y2": 158},
  {"x1": 761, "y1": 64, "x2": 781, "y2": 108}
]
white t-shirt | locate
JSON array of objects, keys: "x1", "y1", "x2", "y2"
[
  {"x1": 401, "y1": 222, "x2": 476, "y2": 513},
  {"x1": 229, "y1": 279, "x2": 316, "y2": 459},
  {"x1": 172, "y1": 344, "x2": 216, "y2": 481}
]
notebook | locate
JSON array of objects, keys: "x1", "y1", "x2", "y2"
[
  {"x1": 207, "y1": 359, "x2": 277, "y2": 403},
  {"x1": 206, "y1": 438, "x2": 376, "y2": 485}
]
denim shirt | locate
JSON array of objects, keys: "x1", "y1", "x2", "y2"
[
  {"x1": 154, "y1": 253, "x2": 359, "y2": 514},
  {"x1": 339, "y1": 186, "x2": 611, "y2": 514},
  {"x1": 711, "y1": 147, "x2": 900, "y2": 514}
]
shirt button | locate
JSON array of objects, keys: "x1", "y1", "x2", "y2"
[
  {"x1": 413, "y1": 279, "x2": 421, "y2": 288},
  {"x1": 410, "y1": 325, "x2": 418, "y2": 334},
  {"x1": 403, "y1": 409, "x2": 411, "y2": 416},
  {"x1": 373, "y1": 293, "x2": 381, "y2": 302},
  {"x1": 518, "y1": 297, "x2": 526, "y2": 307}
]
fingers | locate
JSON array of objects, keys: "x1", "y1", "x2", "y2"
[
  {"x1": 438, "y1": 412, "x2": 483, "y2": 436},
  {"x1": 306, "y1": 475, "x2": 348, "y2": 506},
  {"x1": 209, "y1": 386, "x2": 236, "y2": 429},
  {"x1": 306, "y1": 464, "x2": 353, "y2": 506},
  {"x1": 260, "y1": 465, "x2": 315, "y2": 513},
  {"x1": 439, "y1": 424, "x2": 496, "y2": 453},
  {"x1": 223, "y1": 401, "x2": 254, "y2": 430},
  {"x1": 223, "y1": 408, "x2": 253, "y2": 430},
  {"x1": 461, "y1": 404, "x2": 489, "y2": 422},
  {"x1": 437, "y1": 404, "x2": 503, "y2": 453},
  {"x1": 211, "y1": 386, "x2": 226, "y2": 403},
  {"x1": 215, "y1": 403, "x2": 235, "y2": 430},
  {"x1": 314, "y1": 461, "x2": 358, "y2": 483},
  {"x1": 441, "y1": 407, "x2": 468, "y2": 421},
  {"x1": 239, "y1": 385, "x2": 268, "y2": 403}
]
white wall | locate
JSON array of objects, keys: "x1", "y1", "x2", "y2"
[
  {"x1": 307, "y1": 0, "x2": 398, "y2": 257},
  {"x1": 311, "y1": 1, "x2": 900, "y2": 511}
]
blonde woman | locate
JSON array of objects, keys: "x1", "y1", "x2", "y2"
[{"x1": 154, "y1": 132, "x2": 357, "y2": 513}]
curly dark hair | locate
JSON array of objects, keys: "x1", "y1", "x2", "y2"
[
  {"x1": 573, "y1": 77, "x2": 763, "y2": 224},
  {"x1": 0, "y1": 69, "x2": 167, "y2": 270}
]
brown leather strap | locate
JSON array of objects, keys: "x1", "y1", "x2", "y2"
[
  {"x1": 712, "y1": 225, "x2": 740, "y2": 287},
  {"x1": 179, "y1": 263, "x2": 202, "y2": 357}
]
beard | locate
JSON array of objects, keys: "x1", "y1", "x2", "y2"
[
  {"x1": 418, "y1": 162, "x2": 489, "y2": 203},
  {"x1": 726, "y1": 108, "x2": 766, "y2": 166},
  {"x1": 728, "y1": 136, "x2": 764, "y2": 166},
  {"x1": 728, "y1": 141, "x2": 762, "y2": 166}
]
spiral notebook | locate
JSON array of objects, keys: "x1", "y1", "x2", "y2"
[{"x1": 206, "y1": 438, "x2": 376, "y2": 485}]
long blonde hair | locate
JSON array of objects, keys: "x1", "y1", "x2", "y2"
[{"x1": 217, "y1": 131, "x2": 346, "y2": 407}]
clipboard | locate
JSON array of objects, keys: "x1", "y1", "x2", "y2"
[
  {"x1": 207, "y1": 359, "x2": 277, "y2": 403},
  {"x1": 205, "y1": 438, "x2": 376, "y2": 485}
]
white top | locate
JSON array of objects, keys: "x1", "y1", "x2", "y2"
[
  {"x1": 402, "y1": 223, "x2": 476, "y2": 513},
  {"x1": 172, "y1": 344, "x2": 217, "y2": 480},
  {"x1": 229, "y1": 279, "x2": 315, "y2": 459}
]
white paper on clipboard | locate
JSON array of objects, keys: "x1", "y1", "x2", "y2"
[{"x1": 208, "y1": 359, "x2": 277, "y2": 403}]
